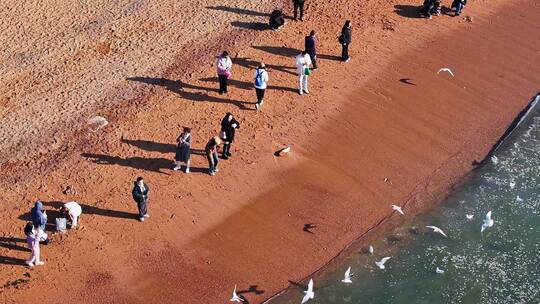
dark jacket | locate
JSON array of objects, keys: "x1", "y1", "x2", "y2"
[
  {"x1": 269, "y1": 10, "x2": 285, "y2": 29},
  {"x1": 132, "y1": 182, "x2": 150, "y2": 203},
  {"x1": 341, "y1": 26, "x2": 352, "y2": 44},
  {"x1": 305, "y1": 35, "x2": 316, "y2": 54},
  {"x1": 293, "y1": 0, "x2": 305, "y2": 4},
  {"x1": 221, "y1": 116, "x2": 240, "y2": 142}
]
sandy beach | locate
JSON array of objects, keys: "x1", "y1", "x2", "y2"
[{"x1": 0, "y1": 0, "x2": 539, "y2": 303}]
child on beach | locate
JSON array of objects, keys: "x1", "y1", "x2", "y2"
[
  {"x1": 174, "y1": 127, "x2": 192, "y2": 173},
  {"x1": 220, "y1": 113, "x2": 240, "y2": 159},
  {"x1": 132, "y1": 177, "x2": 150, "y2": 222},
  {"x1": 254, "y1": 63, "x2": 269, "y2": 110},
  {"x1": 205, "y1": 136, "x2": 222, "y2": 176},
  {"x1": 216, "y1": 51, "x2": 232, "y2": 95},
  {"x1": 25, "y1": 222, "x2": 44, "y2": 267}
]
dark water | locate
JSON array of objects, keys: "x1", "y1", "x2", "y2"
[{"x1": 270, "y1": 96, "x2": 540, "y2": 304}]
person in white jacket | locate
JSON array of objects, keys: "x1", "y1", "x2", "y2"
[
  {"x1": 60, "y1": 201, "x2": 82, "y2": 228},
  {"x1": 216, "y1": 51, "x2": 233, "y2": 94},
  {"x1": 254, "y1": 63, "x2": 269, "y2": 110},
  {"x1": 295, "y1": 51, "x2": 312, "y2": 95}
]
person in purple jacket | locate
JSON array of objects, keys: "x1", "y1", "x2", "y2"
[{"x1": 305, "y1": 30, "x2": 317, "y2": 70}]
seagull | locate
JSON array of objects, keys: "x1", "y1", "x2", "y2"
[
  {"x1": 437, "y1": 68, "x2": 455, "y2": 77},
  {"x1": 509, "y1": 181, "x2": 516, "y2": 189},
  {"x1": 426, "y1": 226, "x2": 448, "y2": 237},
  {"x1": 465, "y1": 214, "x2": 474, "y2": 220},
  {"x1": 368, "y1": 245, "x2": 374, "y2": 254},
  {"x1": 375, "y1": 257, "x2": 391, "y2": 269},
  {"x1": 230, "y1": 285, "x2": 243, "y2": 302},
  {"x1": 88, "y1": 115, "x2": 109, "y2": 132},
  {"x1": 278, "y1": 146, "x2": 291, "y2": 156},
  {"x1": 342, "y1": 267, "x2": 353, "y2": 284},
  {"x1": 301, "y1": 279, "x2": 315, "y2": 304},
  {"x1": 481, "y1": 211, "x2": 494, "y2": 233},
  {"x1": 491, "y1": 155, "x2": 499, "y2": 165},
  {"x1": 392, "y1": 205, "x2": 404, "y2": 215},
  {"x1": 516, "y1": 195, "x2": 524, "y2": 202},
  {"x1": 436, "y1": 267, "x2": 445, "y2": 274}
]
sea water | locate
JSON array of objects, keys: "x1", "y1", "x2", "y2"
[{"x1": 270, "y1": 96, "x2": 540, "y2": 304}]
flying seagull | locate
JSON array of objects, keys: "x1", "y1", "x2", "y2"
[
  {"x1": 436, "y1": 267, "x2": 445, "y2": 274},
  {"x1": 301, "y1": 279, "x2": 315, "y2": 304},
  {"x1": 342, "y1": 267, "x2": 353, "y2": 284},
  {"x1": 392, "y1": 205, "x2": 404, "y2": 215},
  {"x1": 465, "y1": 214, "x2": 474, "y2": 220},
  {"x1": 481, "y1": 211, "x2": 494, "y2": 233},
  {"x1": 375, "y1": 257, "x2": 391, "y2": 270},
  {"x1": 368, "y1": 245, "x2": 374, "y2": 254},
  {"x1": 437, "y1": 68, "x2": 455, "y2": 77},
  {"x1": 491, "y1": 155, "x2": 499, "y2": 165},
  {"x1": 509, "y1": 181, "x2": 516, "y2": 189},
  {"x1": 426, "y1": 226, "x2": 448, "y2": 237},
  {"x1": 230, "y1": 285, "x2": 243, "y2": 302}
]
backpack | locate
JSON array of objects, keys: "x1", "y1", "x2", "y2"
[{"x1": 255, "y1": 69, "x2": 264, "y2": 87}]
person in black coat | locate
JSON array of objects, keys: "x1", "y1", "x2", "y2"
[
  {"x1": 339, "y1": 20, "x2": 352, "y2": 62},
  {"x1": 420, "y1": 0, "x2": 435, "y2": 18},
  {"x1": 269, "y1": 9, "x2": 285, "y2": 31},
  {"x1": 132, "y1": 177, "x2": 150, "y2": 222},
  {"x1": 220, "y1": 112, "x2": 240, "y2": 160},
  {"x1": 451, "y1": 0, "x2": 467, "y2": 16},
  {"x1": 305, "y1": 30, "x2": 317, "y2": 70},
  {"x1": 293, "y1": 0, "x2": 305, "y2": 21}
]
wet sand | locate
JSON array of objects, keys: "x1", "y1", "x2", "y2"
[{"x1": 0, "y1": 0, "x2": 539, "y2": 303}]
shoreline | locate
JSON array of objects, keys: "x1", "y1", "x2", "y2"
[{"x1": 1, "y1": 0, "x2": 539, "y2": 303}]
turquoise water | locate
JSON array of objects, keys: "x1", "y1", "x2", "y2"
[{"x1": 270, "y1": 96, "x2": 540, "y2": 304}]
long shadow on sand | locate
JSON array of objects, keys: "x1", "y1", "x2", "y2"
[
  {"x1": 231, "y1": 21, "x2": 268, "y2": 31},
  {"x1": 0, "y1": 237, "x2": 30, "y2": 252},
  {"x1": 81, "y1": 152, "x2": 173, "y2": 175},
  {"x1": 234, "y1": 57, "x2": 297, "y2": 76},
  {"x1": 206, "y1": 5, "x2": 270, "y2": 17},
  {"x1": 40, "y1": 201, "x2": 137, "y2": 221},
  {"x1": 199, "y1": 77, "x2": 297, "y2": 93},
  {"x1": 120, "y1": 139, "x2": 208, "y2": 157},
  {"x1": 0, "y1": 255, "x2": 26, "y2": 266},
  {"x1": 127, "y1": 77, "x2": 254, "y2": 110},
  {"x1": 252, "y1": 45, "x2": 299, "y2": 58},
  {"x1": 394, "y1": 4, "x2": 423, "y2": 18}
]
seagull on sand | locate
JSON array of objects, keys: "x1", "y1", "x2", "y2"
[
  {"x1": 426, "y1": 226, "x2": 448, "y2": 237},
  {"x1": 481, "y1": 211, "x2": 494, "y2": 233},
  {"x1": 437, "y1": 68, "x2": 455, "y2": 77},
  {"x1": 230, "y1": 285, "x2": 243, "y2": 302},
  {"x1": 368, "y1": 245, "x2": 374, "y2": 254},
  {"x1": 301, "y1": 279, "x2": 315, "y2": 304},
  {"x1": 375, "y1": 257, "x2": 391, "y2": 270},
  {"x1": 436, "y1": 267, "x2": 445, "y2": 274},
  {"x1": 465, "y1": 214, "x2": 474, "y2": 220},
  {"x1": 342, "y1": 267, "x2": 353, "y2": 284},
  {"x1": 392, "y1": 205, "x2": 404, "y2": 215}
]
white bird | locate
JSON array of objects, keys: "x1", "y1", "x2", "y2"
[
  {"x1": 278, "y1": 146, "x2": 291, "y2": 156},
  {"x1": 436, "y1": 267, "x2": 445, "y2": 274},
  {"x1": 516, "y1": 195, "x2": 524, "y2": 202},
  {"x1": 465, "y1": 214, "x2": 474, "y2": 220},
  {"x1": 375, "y1": 257, "x2": 391, "y2": 269},
  {"x1": 437, "y1": 68, "x2": 455, "y2": 77},
  {"x1": 426, "y1": 225, "x2": 448, "y2": 237},
  {"x1": 491, "y1": 155, "x2": 499, "y2": 165},
  {"x1": 481, "y1": 211, "x2": 494, "y2": 233},
  {"x1": 230, "y1": 285, "x2": 243, "y2": 302},
  {"x1": 392, "y1": 205, "x2": 404, "y2": 215},
  {"x1": 301, "y1": 279, "x2": 315, "y2": 304},
  {"x1": 509, "y1": 181, "x2": 516, "y2": 189},
  {"x1": 342, "y1": 267, "x2": 353, "y2": 284},
  {"x1": 368, "y1": 245, "x2": 374, "y2": 254},
  {"x1": 88, "y1": 115, "x2": 108, "y2": 132}
]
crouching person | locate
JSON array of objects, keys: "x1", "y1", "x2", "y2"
[{"x1": 59, "y1": 201, "x2": 82, "y2": 229}]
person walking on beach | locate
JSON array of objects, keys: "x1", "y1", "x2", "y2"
[
  {"x1": 174, "y1": 127, "x2": 192, "y2": 173},
  {"x1": 220, "y1": 113, "x2": 240, "y2": 159},
  {"x1": 132, "y1": 177, "x2": 150, "y2": 222},
  {"x1": 305, "y1": 30, "x2": 317, "y2": 70},
  {"x1": 451, "y1": 0, "x2": 467, "y2": 16},
  {"x1": 30, "y1": 201, "x2": 48, "y2": 243},
  {"x1": 292, "y1": 0, "x2": 306, "y2": 21},
  {"x1": 216, "y1": 51, "x2": 232, "y2": 95},
  {"x1": 205, "y1": 136, "x2": 222, "y2": 176},
  {"x1": 254, "y1": 63, "x2": 269, "y2": 110},
  {"x1": 339, "y1": 21, "x2": 352, "y2": 62},
  {"x1": 269, "y1": 9, "x2": 285, "y2": 31},
  {"x1": 24, "y1": 223, "x2": 44, "y2": 267},
  {"x1": 295, "y1": 51, "x2": 312, "y2": 95}
]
